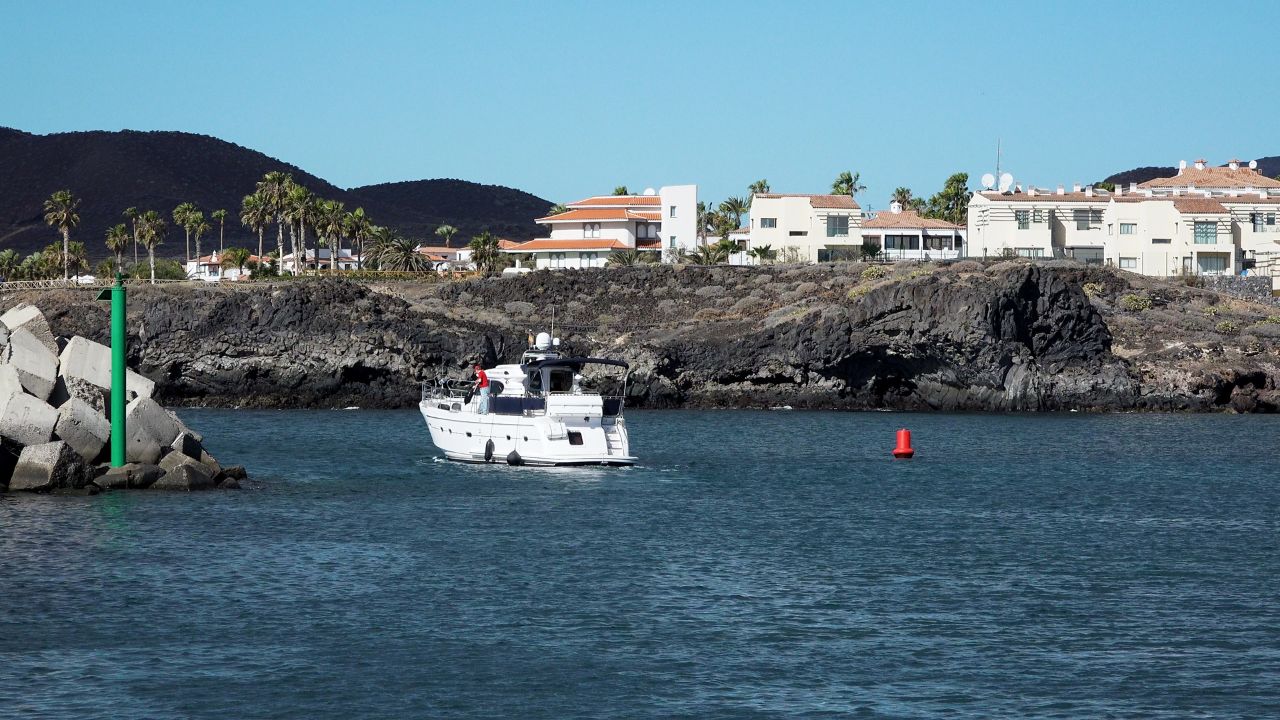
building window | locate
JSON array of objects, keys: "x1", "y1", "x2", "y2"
[
  {"x1": 1015, "y1": 210, "x2": 1030, "y2": 229},
  {"x1": 1197, "y1": 254, "x2": 1227, "y2": 275},
  {"x1": 585, "y1": 222, "x2": 601, "y2": 238},
  {"x1": 1152, "y1": 238, "x2": 1171, "y2": 244},
  {"x1": 826, "y1": 215, "x2": 849, "y2": 237},
  {"x1": 760, "y1": 217, "x2": 777, "y2": 229},
  {"x1": 884, "y1": 234, "x2": 920, "y2": 250},
  {"x1": 1120, "y1": 223, "x2": 1136, "y2": 235},
  {"x1": 788, "y1": 230, "x2": 808, "y2": 237},
  {"x1": 1015, "y1": 248, "x2": 1044, "y2": 258},
  {"x1": 1032, "y1": 210, "x2": 1043, "y2": 223},
  {"x1": 1252, "y1": 213, "x2": 1264, "y2": 232},
  {"x1": 669, "y1": 236, "x2": 676, "y2": 248},
  {"x1": 1193, "y1": 221, "x2": 1216, "y2": 244},
  {"x1": 1074, "y1": 209, "x2": 1089, "y2": 230},
  {"x1": 581, "y1": 252, "x2": 596, "y2": 265},
  {"x1": 1268, "y1": 213, "x2": 1276, "y2": 226},
  {"x1": 1119, "y1": 257, "x2": 1137, "y2": 269},
  {"x1": 669, "y1": 205, "x2": 676, "y2": 218}
]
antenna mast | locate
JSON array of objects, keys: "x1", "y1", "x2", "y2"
[{"x1": 995, "y1": 138, "x2": 1002, "y2": 184}]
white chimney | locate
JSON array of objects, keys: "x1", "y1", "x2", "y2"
[
  {"x1": 1057, "y1": 185, "x2": 1065, "y2": 195},
  {"x1": 889, "y1": 200, "x2": 902, "y2": 213},
  {"x1": 1229, "y1": 159, "x2": 1240, "y2": 170},
  {"x1": 1194, "y1": 159, "x2": 1206, "y2": 170},
  {"x1": 1084, "y1": 186, "x2": 1093, "y2": 197},
  {"x1": 1115, "y1": 185, "x2": 1123, "y2": 197},
  {"x1": 1072, "y1": 183, "x2": 1082, "y2": 193},
  {"x1": 1028, "y1": 187, "x2": 1038, "y2": 197},
  {"x1": 1129, "y1": 182, "x2": 1138, "y2": 192},
  {"x1": 1178, "y1": 160, "x2": 1187, "y2": 175}
]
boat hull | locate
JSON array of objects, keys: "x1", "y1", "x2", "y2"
[{"x1": 420, "y1": 400, "x2": 636, "y2": 467}]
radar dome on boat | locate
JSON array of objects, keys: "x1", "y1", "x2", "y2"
[{"x1": 535, "y1": 332, "x2": 552, "y2": 349}]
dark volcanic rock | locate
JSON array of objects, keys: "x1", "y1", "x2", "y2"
[{"x1": 12, "y1": 263, "x2": 1279, "y2": 413}]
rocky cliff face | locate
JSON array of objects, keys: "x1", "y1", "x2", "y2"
[{"x1": 10, "y1": 261, "x2": 1279, "y2": 412}]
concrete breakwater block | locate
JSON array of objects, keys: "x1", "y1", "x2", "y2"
[
  {"x1": 0, "y1": 303, "x2": 59, "y2": 357},
  {"x1": 95, "y1": 462, "x2": 164, "y2": 490},
  {"x1": 5, "y1": 328, "x2": 58, "y2": 401},
  {"x1": 0, "y1": 391, "x2": 58, "y2": 447},
  {"x1": 171, "y1": 431, "x2": 203, "y2": 460},
  {"x1": 154, "y1": 452, "x2": 215, "y2": 490},
  {"x1": 0, "y1": 364, "x2": 24, "y2": 399},
  {"x1": 123, "y1": 397, "x2": 178, "y2": 464},
  {"x1": 54, "y1": 398, "x2": 111, "y2": 462},
  {"x1": 58, "y1": 336, "x2": 155, "y2": 401},
  {"x1": 8, "y1": 441, "x2": 87, "y2": 491},
  {"x1": 50, "y1": 375, "x2": 107, "y2": 413}
]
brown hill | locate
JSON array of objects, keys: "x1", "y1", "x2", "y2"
[{"x1": 0, "y1": 128, "x2": 551, "y2": 259}]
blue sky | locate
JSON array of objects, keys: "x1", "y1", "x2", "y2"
[{"x1": 2, "y1": 1, "x2": 1276, "y2": 211}]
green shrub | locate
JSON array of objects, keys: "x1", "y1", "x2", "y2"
[
  {"x1": 1216, "y1": 320, "x2": 1238, "y2": 334},
  {"x1": 1082, "y1": 282, "x2": 1103, "y2": 297},
  {"x1": 860, "y1": 265, "x2": 887, "y2": 280},
  {"x1": 1203, "y1": 305, "x2": 1226, "y2": 317},
  {"x1": 847, "y1": 286, "x2": 871, "y2": 300},
  {"x1": 1119, "y1": 293, "x2": 1152, "y2": 312},
  {"x1": 1260, "y1": 315, "x2": 1280, "y2": 325}
]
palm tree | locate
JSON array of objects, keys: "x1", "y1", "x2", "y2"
[
  {"x1": 435, "y1": 224, "x2": 459, "y2": 247},
  {"x1": 315, "y1": 199, "x2": 346, "y2": 271},
  {"x1": 468, "y1": 231, "x2": 503, "y2": 273},
  {"x1": 42, "y1": 189, "x2": 80, "y2": 280},
  {"x1": 547, "y1": 203, "x2": 568, "y2": 216},
  {"x1": 748, "y1": 179, "x2": 770, "y2": 196},
  {"x1": 173, "y1": 202, "x2": 198, "y2": 261},
  {"x1": 211, "y1": 209, "x2": 228, "y2": 254},
  {"x1": 255, "y1": 171, "x2": 293, "y2": 275},
  {"x1": 240, "y1": 193, "x2": 270, "y2": 268},
  {"x1": 140, "y1": 210, "x2": 166, "y2": 284},
  {"x1": 105, "y1": 223, "x2": 130, "y2": 272},
  {"x1": 123, "y1": 206, "x2": 140, "y2": 266},
  {"x1": 62, "y1": 241, "x2": 90, "y2": 277},
  {"x1": 608, "y1": 250, "x2": 643, "y2": 267},
  {"x1": 221, "y1": 247, "x2": 252, "y2": 275},
  {"x1": 682, "y1": 243, "x2": 729, "y2": 265},
  {"x1": 613, "y1": 186, "x2": 630, "y2": 196},
  {"x1": 0, "y1": 249, "x2": 21, "y2": 280},
  {"x1": 891, "y1": 187, "x2": 918, "y2": 209},
  {"x1": 193, "y1": 215, "x2": 211, "y2": 267},
  {"x1": 719, "y1": 197, "x2": 748, "y2": 228},
  {"x1": 370, "y1": 231, "x2": 429, "y2": 271},
  {"x1": 285, "y1": 184, "x2": 315, "y2": 273},
  {"x1": 748, "y1": 245, "x2": 775, "y2": 265},
  {"x1": 831, "y1": 171, "x2": 866, "y2": 197},
  {"x1": 345, "y1": 207, "x2": 372, "y2": 269}
]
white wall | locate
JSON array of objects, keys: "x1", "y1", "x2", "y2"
[{"x1": 659, "y1": 185, "x2": 698, "y2": 255}]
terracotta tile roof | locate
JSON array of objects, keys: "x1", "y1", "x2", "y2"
[
  {"x1": 1137, "y1": 165, "x2": 1280, "y2": 189},
  {"x1": 497, "y1": 239, "x2": 522, "y2": 250},
  {"x1": 567, "y1": 195, "x2": 663, "y2": 207},
  {"x1": 414, "y1": 245, "x2": 461, "y2": 255},
  {"x1": 505, "y1": 238, "x2": 628, "y2": 252},
  {"x1": 862, "y1": 209, "x2": 962, "y2": 229},
  {"x1": 1173, "y1": 198, "x2": 1229, "y2": 214},
  {"x1": 755, "y1": 193, "x2": 860, "y2": 209},
  {"x1": 190, "y1": 253, "x2": 265, "y2": 266},
  {"x1": 537, "y1": 208, "x2": 662, "y2": 222},
  {"x1": 730, "y1": 226, "x2": 750, "y2": 234},
  {"x1": 636, "y1": 238, "x2": 662, "y2": 248}
]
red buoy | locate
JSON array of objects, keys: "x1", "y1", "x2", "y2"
[{"x1": 892, "y1": 428, "x2": 915, "y2": 459}]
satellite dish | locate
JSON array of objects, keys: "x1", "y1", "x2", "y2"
[
  {"x1": 1250, "y1": 160, "x2": 1258, "y2": 169},
  {"x1": 998, "y1": 173, "x2": 1014, "y2": 192},
  {"x1": 980, "y1": 173, "x2": 996, "y2": 190},
  {"x1": 642, "y1": 187, "x2": 657, "y2": 196}
]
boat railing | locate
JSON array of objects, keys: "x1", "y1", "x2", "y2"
[{"x1": 422, "y1": 378, "x2": 472, "y2": 402}]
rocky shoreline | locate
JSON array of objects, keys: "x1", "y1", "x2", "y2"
[{"x1": 6, "y1": 261, "x2": 1278, "y2": 414}]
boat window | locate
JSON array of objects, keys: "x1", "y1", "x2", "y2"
[
  {"x1": 527, "y1": 372, "x2": 542, "y2": 394},
  {"x1": 549, "y1": 369, "x2": 574, "y2": 392}
]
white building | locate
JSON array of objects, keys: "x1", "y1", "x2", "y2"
[
  {"x1": 280, "y1": 248, "x2": 362, "y2": 274},
  {"x1": 508, "y1": 186, "x2": 698, "y2": 269},
  {"x1": 747, "y1": 193, "x2": 862, "y2": 262},
  {"x1": 184, "y1": 251, "x2": 260, "y2": 282},
  {"x1": 861, "y1": 203, "x2": 965, "y2": 261},
  {"x1": 967, "y1": 158, "x2": 1280, "y2": 284}
]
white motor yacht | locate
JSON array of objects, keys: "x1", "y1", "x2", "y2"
[{"x1": 420, "y1": 332, "x2": 636, "y2": 466}]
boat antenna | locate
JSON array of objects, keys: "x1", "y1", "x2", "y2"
[{"x1": 551, "y1": 304, "x2": 556, "y2": 340}]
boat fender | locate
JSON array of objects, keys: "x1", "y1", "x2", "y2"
[
  {"x1": 506, "y1": 450, "x2": 523, "y2": 466},
  {"x1": 484, "y1": 439, "x2": 495, "y2": 462}
]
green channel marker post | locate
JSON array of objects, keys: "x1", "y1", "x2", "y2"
[{"x1": 97, "y1": 273, "x2": 127, "y2": 467}]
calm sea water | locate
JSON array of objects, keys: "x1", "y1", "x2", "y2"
[{"x1": 1, "y1": 409, "x2": 1278, "y2": 719}]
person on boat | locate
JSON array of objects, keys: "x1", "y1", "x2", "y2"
[{"x1": 472, "y1": 363, "x2": 490, "y2": 414}]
